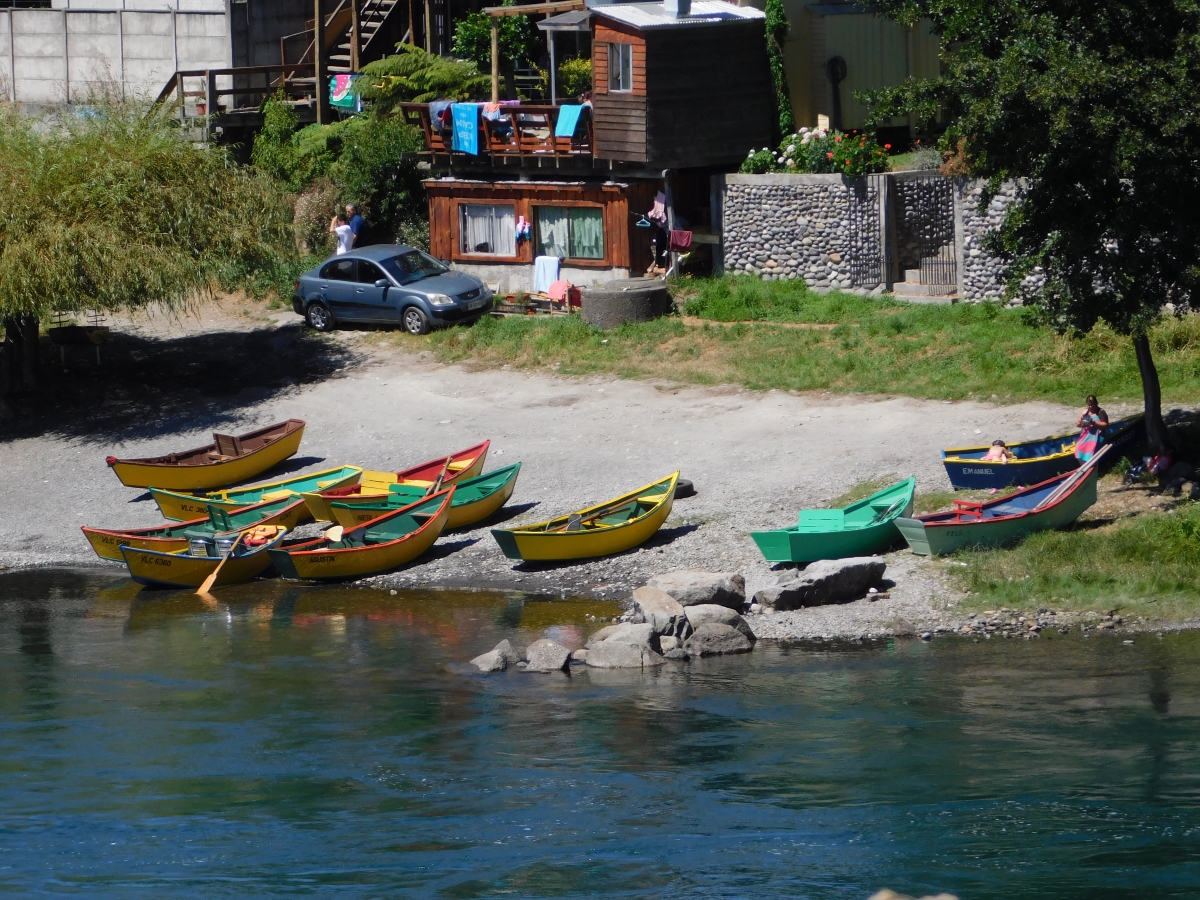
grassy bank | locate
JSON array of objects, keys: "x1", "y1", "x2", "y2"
[
  {"x1": 410, "y1": 278, "x2": 1200, "y2": 407},
  {"x1": 952, "y1": 501, "x2": 1200, "y2": 620}
]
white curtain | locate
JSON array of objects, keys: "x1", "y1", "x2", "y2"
[
  {"x1": 459, "y1": 204, "x2": 515, "y2": 256},
  {"x1": 569, "y1": 207, "x2": 604, "y2": 259},
  {"x1": 536, "y1": 207, "x2": 570, "y2": 259}
]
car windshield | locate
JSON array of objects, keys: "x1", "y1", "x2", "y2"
[{"x1": 381, "y1": 250, "x2": 448, "y2": 284}]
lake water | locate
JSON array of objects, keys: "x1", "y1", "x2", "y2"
[{"x1": 3, "y1": 568, "x2": 1200, "y2": 898}]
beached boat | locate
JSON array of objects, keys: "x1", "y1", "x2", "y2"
[
  {"x1": 750, "y1": 477, "x2": 915, "y2": 563},
  {"x1": 302, "y1": 441, "x2": 489, "y2": 521},
  {"x1": 941, "y1": 414, "x2": 1143, "y2": 490},
  {"x1": 895, "y1": 462, "x2": 1101, "y2": 556},
  {"x1": 150, "y1": 465, "x2": 362, "y2": 521},
  {"x1": 329, "y1": 463, "x2": 521, "y2": 531},
  {"x1": 270, "y1": 488, "x2": 454, "y2": 581},
  {"x1": 120, "y1": 525, "x2": 288, "y2": 588},
  {"x1": 106, "y1": 420, "x2": 306, "y2": 491},
  {"x1": 82, "y1": 496, "x2": 308, "y2": 563},
  {"x1": 491, "y1": 472, "x2": 678, "y2": 562}
]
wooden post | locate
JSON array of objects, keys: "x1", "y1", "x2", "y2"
[
  {"x1": 490, "y1": 16, "x2": 499, "y2": 102},
  {"x1": 350, "y1": 0, "x2": 360, "y2": 71},
  {"x1": 314, "y1": 0, "x2": 328, "y2": 124},
  {"x1": 424, "y1": 0, "x2": 432, "y2": 53},
  {"x1": 665, "y1": 170, "x2": 677, "y2": 280},
  {"x1": 548, "y1": 28, "x2": 555, "y2": 104},
  {"x1": 407, "y1": 0, "x2": 415, "y2": 44},
  {"x1": 204, "y1": 70, "x2": 215, "y2": 136}
]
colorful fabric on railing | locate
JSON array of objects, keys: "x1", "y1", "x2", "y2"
[
  {"x1": 451, "y1": 103, "x2": 480, "y2": 154},
  {"x1": 554, "y1": 104, "x2": 584, "y2": 138},
  {"x1": 330, "y1": 74, "x2": 360, "y2": 110}
]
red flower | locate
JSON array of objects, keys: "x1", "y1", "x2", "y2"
[
  {"x1": 827, "y1": 152, "x2": 834, "y2": 158},
  {"x1": 835, "y1": 136, "x2": 842, "y2": 142},
  {"x1": 884, "y1": 143, "x2": 892, "y2": 150}
]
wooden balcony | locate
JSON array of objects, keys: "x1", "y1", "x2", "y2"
[{"x1": 399, "y1": 103, "x2": 593, "y2": 161}]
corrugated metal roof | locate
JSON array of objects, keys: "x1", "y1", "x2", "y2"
[{"x1": 588, "y1": 1, "x2": 764, "y2": 29}]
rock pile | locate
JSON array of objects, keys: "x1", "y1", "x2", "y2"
[
  {"x1": 753, "y1": 557, "x2": 886, "y2": 611},
  {"x1": 468, "y1": 638, "x2": 572, "y2": 673}
]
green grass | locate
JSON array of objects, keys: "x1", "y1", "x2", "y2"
[
  {"x1": 952, "y1": 505, "x2": 1200, "y2": 619},
  {"x1": 411, "y1": 277, "x2": 1200, "y2": 407}
]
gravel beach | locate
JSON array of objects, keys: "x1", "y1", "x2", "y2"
[{"x1": 1, "y1": 301, "x2": 1165, "y2": 640}]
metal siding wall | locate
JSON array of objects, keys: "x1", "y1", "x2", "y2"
[{"x1": 824, "y1": 13, "x2": 912, "y2": 130}]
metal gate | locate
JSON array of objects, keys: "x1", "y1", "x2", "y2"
[
  {"x1": 912, "y1": 175, "x2": 957, "y2": 287},
  {"x1": 846, "y1": 177, "x2": 883, "y2": 287}
]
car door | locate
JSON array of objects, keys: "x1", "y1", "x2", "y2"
[
  {"x1": 353, "y1": 260, "x2": 399, "y2": 323},
  {"x1": 318, "y1": 258, "x2": 359, "y2": 320}
]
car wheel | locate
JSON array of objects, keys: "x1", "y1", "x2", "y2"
[
  {"x1": 307, "y1": 301, "x2": 335, "y2": 332},
  {"x1": 403, "y1": 306, "x2": 430, "y2": 335}
]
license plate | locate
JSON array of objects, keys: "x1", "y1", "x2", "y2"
[{"x1": 470, "y1": 298, "x2": 488, "y2": 310}]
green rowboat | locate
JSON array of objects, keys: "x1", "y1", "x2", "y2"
[
  {"x1": 895, "y1": 464, "x2": 1098, "y2": 556},
  {"x1": 751, "y1": 477, "x2": 916, "y2": 563}
]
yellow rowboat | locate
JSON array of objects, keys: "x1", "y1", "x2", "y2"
[
  {"x1": 150, "y1": 465, "x2": 363, "y2": 521},
  {"x1": 270, "y1": 488, "x2": 454, "y2": 581},
  {"x1": 329, "y1": 463, "x2": 521, "y2": 531},
  {"x1": 107, "y1": 420, "x2": 306, "y2": 491},
  {"x1": 302, "y1": 441, "x2": 489, "y2": 521},
  {"x1": 491, "y1": 472, "x2": 679, "y2": 562},
  {"x1": 83, "y1": 496, "x2": 308, "y2": 562},
  {"x1": 120, "y1": 525, "x2": 288, "y2": 589}
]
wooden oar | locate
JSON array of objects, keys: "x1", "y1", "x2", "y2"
[
  {"x1": 1033, "y1": 445, "x2": 1110, "y2": 511},
  {"x1": 196, "y1": 531, "x2": 244, "y2": 597},
  {"x1": 426, "y1": 457, "x2": 453, "y2": 496}
]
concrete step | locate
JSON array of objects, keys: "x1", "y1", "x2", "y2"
[{"x1": 891, "y1": 281, "x2": 956, "y2": 296}]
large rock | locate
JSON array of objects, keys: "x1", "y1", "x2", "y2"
[
  {"x1": 646, "y1": 570, "x2": 745, "y2": 610},
  {"x1": 753, "y1": 557, "x2": 886, "y2": 610},
  {"x1": 523, "y1": 639, "x2": 571, "y2": 673},
  {"x1": 586, "y1": 622, "x2": 658, "y2": 650},
  {"x1": 684, "y1": 604, "x2": 756, "y2": 642},
  {"x1": 631, "y1": 586, "x2": 692, "y2": 638},
  {"x1": 683, "y1": 622, "x2": 753, "y2": 657},
  {"x1": 469, "y1": 639, "x2": 521, "y2": 673},
  {"x1": 586, "y1": 640, "x2": 666, "y2": 669}
]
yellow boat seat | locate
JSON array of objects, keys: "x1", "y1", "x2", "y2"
[
  {"x1": 447, "y1": 458, "x2": 474, "y2": 472},
  {"x1": 261, "y1": 490, "x2": 293, "y2": 502}
]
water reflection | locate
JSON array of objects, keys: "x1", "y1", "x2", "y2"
[{"x1": 2, "y1": 568, "x2": 1200, "y2": 898}]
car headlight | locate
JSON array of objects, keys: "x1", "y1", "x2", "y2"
[{"x1": 427, "y1": 293, "x2": 455, "y2": 307}]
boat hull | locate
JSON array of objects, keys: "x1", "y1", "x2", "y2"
[
  {"x1": 302, "y1": 444, "x2": 488, "y2": 521},
  {"x1": 329, "y1": 465, "x2": 519, "y2": 531},
  {"x1": 119, "y1": 530, "x2": 287, "y2": 588},
  {"x1": 150, "y1": 466, "x2": 362, "y2": 521},
  {"x1": 109, "y1": 422, "x2": 305, "y2": 490},
  {"x1": 83, "y1": 498, "x2": 308, "y2": 562},
  {"x1": 491, "y1": 473, "x2": 677, "y2": 562},
  {"x1": 941, "y1": 416, "x2": 1143, "y2": 489},
  {"x1": 896, "y1": 470, "x2": 1098, "y2": 556},
  {"x1": 270, "y1": 493, "x2": 452, "y2": 581}
]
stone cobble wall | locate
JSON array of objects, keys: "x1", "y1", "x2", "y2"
[
  {"x1": 722, "y1": 174, "x2": 857, "y2": 290},
  {"x1": 958, "y1": 180, "x2": 1014, "y2": 302}
]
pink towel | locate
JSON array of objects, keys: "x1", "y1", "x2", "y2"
[{"x1": 669, "y1": 230, "x2": 693, "y2": 252}]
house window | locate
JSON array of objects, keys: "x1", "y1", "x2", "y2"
[
  {"x1": 535, "y1": 206, "x2": 605, "y2": 260},
  {"x1": 458, "y1": 204, "x2": 516, "y2": 256},
  {"x1": 608, "y1": 43, "x2": 632, "y2": 92}
]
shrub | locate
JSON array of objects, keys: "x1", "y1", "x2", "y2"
[
  {"x1": 739, "y1": 128, "x2": 890, "y2": 177},
  {"x1": 557, "y1": 57, "x2": 592, "y2": 98},
  {"x1": 293, "y1": 178, "x2": 340, "y2": 255}
]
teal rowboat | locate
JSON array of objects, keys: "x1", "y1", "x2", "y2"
[
  {"x1": 750, "y1": 477, "x2": 916, "y2": 563},
  {"x1": 895, "y1": 465, "x2": 1098, "y2": 556}
]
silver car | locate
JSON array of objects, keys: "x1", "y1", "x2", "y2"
[{"x1": 292, "y1": 244, "x2": 493, "y2": 335}]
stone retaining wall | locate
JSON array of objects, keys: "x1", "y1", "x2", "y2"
[
  {"x1": 721, "y1": 174, "x2": 857, "y2": 290},
  {"x1": 721, "y1": 173, "x2": 1024, "y2": 302}
]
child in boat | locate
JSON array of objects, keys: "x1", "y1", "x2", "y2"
[{"x1": 983, "y1": 440, "x2": 1014, "y2": 463}]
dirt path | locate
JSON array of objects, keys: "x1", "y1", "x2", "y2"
[{"x1": 1, "y1": 302, "x2": 1126, "y2": 637}]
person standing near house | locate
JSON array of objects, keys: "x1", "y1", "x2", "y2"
[
  {"x1": 330, "y1": 213, "x2": 354, "y2": 255},
  {"x1": 346, "y1": 204, "x2": 364, "y2": 248}
]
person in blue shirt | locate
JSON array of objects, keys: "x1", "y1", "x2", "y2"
[{"x1": 345, "y1": 204, "x2": 364, "y2": 247}]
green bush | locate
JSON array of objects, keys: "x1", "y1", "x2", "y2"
[
  {"x1": 557, "y1": 57, "x2": 592, "y2": 98},
  {"x1": 740, "y1": 128, "x2": 890, "y2": 177}
]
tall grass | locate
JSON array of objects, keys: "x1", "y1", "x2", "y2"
[{"x1": 0, "y1": 98, "x2": 296, "y2": 320}]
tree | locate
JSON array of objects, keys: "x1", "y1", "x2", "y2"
[
  {"x1": 451, "y1": 1, "x2": 538, "y2": 100},
  {"x1": 866, "y1": 0, "x2": 1200, "y2": 453},
  {"x1": 764, "y1": 0, "x2": 795, "y2": 140},
  {"x1": 0, "y1": 100, "x2": 294, "y2": 407}
]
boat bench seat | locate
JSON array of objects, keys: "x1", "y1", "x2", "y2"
[
  {"x1": 213, "y1": 434, "x2": 245, "y2": 457},
  {"x1": 798, "y1": 509, "x2": 844, "y2": 527}
]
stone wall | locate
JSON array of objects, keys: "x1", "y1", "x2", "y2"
[
  {"x1": 957, "y1": 179, "x2": 1012, "y2": 302},
  {"x1": 721, "y1": 174, "x2": 859, "y2": 290}
]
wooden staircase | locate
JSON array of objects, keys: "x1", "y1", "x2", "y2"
[
  {"x1": 282, "y1": 0, "x2": 406, "y2": 75},
  {"x1": 332, "y1": 0, "x2": 401, "y2": 72}
]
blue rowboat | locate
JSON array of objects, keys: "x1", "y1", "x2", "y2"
[{"x1": 941, "y1": 414, "x2": 1143, "y2": 490}]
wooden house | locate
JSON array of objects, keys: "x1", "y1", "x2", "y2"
[{"x1": 411, "y1": 0, "x2": 773, "y2": 291}]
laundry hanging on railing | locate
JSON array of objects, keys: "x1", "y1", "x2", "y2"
[
  {"x1": 669, "y1": 230, "x2": 693, "y2": 252},
  {"x1": 533, "y1": 256, "x2": 561, "y2": 294},
  {"x1": 647, "y1": 192, "x2": 668, "y2": 227},
  {"x1": 554, "y1": 104, "x2": 584, "y2": 138},
  {"x1": 451, "y1": 103, "x2": 479, "y2": 154}
]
